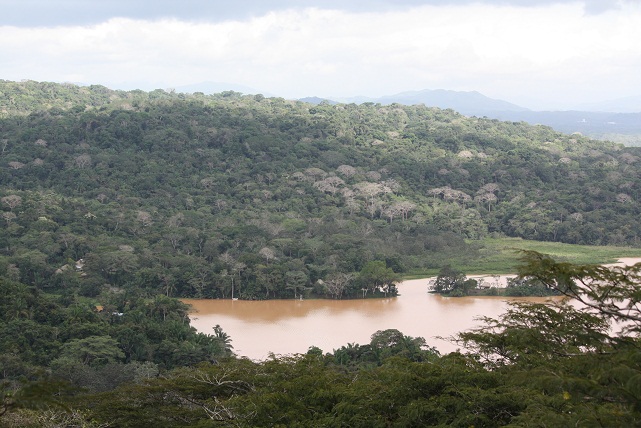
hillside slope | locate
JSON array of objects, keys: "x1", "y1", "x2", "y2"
[{"x1": 1, "y1": 80, "x2": 640, "y2": 300}]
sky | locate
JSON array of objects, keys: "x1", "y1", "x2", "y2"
[{"x1": 1, "y1": 0, "x2": 640, "y2": 110}]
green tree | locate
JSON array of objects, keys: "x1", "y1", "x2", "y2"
[
  {"x1": 1, "y1": 379, "x2": 73, "y2": 420},
  {"x1": 358, "y1": 260, "x2": 400, "y2": 297},
  {"x1": 453, "y1": 252, "x2": 641, "y2": 424},
  {"x1": 430, "y1": 265, "x2": 466, "y2": 294},
  {"x1": 369, "y1": 329, "x2": 439, "y2": 363},
  {"x1": 55, "y1": 335, "x2": 124, "y2": 367},
  {"x1": 285, "y1": 270, "x2": 308, "y2": 299},
  {"x1": 213, "y1": 324, "x2": 234, "y2": 357}
]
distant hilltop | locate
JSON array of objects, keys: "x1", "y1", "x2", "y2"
[
  {"x1": 335, "y1": 89, "x2": 529, "y2": 116},
  {"x1": 16, "y1": 79, "x2": 639, "y2": 145},
  {"x1": 298, "y1": 89, "x2": 641, "y2": 146}
]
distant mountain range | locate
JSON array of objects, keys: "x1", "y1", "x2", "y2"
[
  {"x1": 576, "y1": 95, "x2": 641, "y2": 113},
  {"x1": 341, "y1": 89, "x2": 529, "y2": 115},
  {"x1": 299, "y1": 90, "x2": 641, "y2": 145},
  {"x1": 300, "y1": 89, "x2": 528, "y2": 115},
  {"x1": 174, "y1": 82, "x2": 641, "y2": 145},
  {"x1": 488, "y1": 110, "x2": 641, "y2": 140}
]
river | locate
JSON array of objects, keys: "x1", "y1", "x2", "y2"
[
  {"x1": 185, "y1": 258, "x2": 641, "y2": 360},
  {"x1": 184, "y1": 278, "x2": 554, "y2": 360}
]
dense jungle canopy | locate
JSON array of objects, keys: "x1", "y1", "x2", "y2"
[
  {"x1": 1, "y1": 79, "x2": 640, "y2": 300},
  {"x1": 2, "y1": 80, "x2": 641, "y2": 426}
]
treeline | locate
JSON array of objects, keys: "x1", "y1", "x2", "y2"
[
  {"x1": 429, "y1": 264, "x2": 561, "y2": 297},
  {"x1": 1, "y1": 80, "x2": 640, "y2": 302}
]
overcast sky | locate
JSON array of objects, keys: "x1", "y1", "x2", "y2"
[{"x1": 1, "y1": 0, "x2": 640, "y2": 110}]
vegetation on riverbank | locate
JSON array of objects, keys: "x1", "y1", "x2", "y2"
[
  {"x1": 427, "y1": 263, "x2": 560, "y2": 297},
  {"x1": 424, "y1": 241, "x2": 641, "y2": 297},
  {"x1": 4, "y1": 254, "x2": 641, "y2": 427},
  {"x1": 405, "y1": 237, "x2": 641, "y2": 278}
]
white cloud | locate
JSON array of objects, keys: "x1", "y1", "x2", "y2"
[{"x1": 1, "y1": 1, "x2": 640, "y2": 108}]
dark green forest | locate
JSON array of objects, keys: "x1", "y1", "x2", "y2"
[
  {"x1": 2, "y1": 80, "x2": 641, "y2": 426},
  {"x1": 1, "y1": 80, "x2": 640, "y2": 300}
]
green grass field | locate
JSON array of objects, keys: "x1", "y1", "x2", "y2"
[{"x1": 405, "y1": 237, "x2": 641, "y2": 279}]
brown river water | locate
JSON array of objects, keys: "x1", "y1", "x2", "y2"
[
  {"x1": 184, "y1": 278, "x2": 557, "y2": 360},
  {"x1": 185, "y1": 258, "x2": 641, "y2": 360}
]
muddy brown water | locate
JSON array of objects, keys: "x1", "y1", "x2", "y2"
[{"x1": 184, "y1": 277, "x2": 559, "y2": 360}]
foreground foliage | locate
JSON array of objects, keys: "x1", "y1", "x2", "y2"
[
  {"x1": 3, "y1": 254, "x2": 640, "y2": 427},
  {"x1": 0, "y1": 277, "x2": 233, "y2": 388}
]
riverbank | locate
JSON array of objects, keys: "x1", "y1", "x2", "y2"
[
  {"x1": 425, "y1": 257, "x2": 641, "y2": 297},
  {"x1": 404, "y1": 239, "x2": 641, "y2": 279},
  {"x1": 185, "y1": 257, "x2": 641, "y2": 359},
  {"x1": 606, "y1": 257, "x2": 641, "y2": 267},
  {"x1": 464, "y1": 257, "x2": 641, "y2": 283},
  {"x1": 185, "y1": 276, "x2": 569, "y2": 359}
]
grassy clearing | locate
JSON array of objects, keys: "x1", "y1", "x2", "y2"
[{"x1": 405, "y1": 237, "x2": 641, "y2": 279}]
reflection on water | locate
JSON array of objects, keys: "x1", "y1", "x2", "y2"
[{"x1": 184, "y1": 278, "x2": 559, "y2": 360}]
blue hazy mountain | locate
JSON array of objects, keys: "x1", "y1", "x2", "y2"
[
  {"x1": 575, "y1": 95, "x2": 641, "y2": 113},
  {"x1": 331, "y1": 89, "x2": 529, "y2": 115},
  {"x1": 298, "y1": 89, "x2": 641, "y2": 145},
  {"x1": 298, "y1": 96, "x2": 338, "y2": 105}
]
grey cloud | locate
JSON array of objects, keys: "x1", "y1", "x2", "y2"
[
  {"x1": 0, "y1": 0, "x2": 630, "y2": 27},
  {"x1": 582, "y1": 0, "x2": 622, "y2": 14}
]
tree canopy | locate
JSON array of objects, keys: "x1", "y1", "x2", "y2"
[
  {"x1": 2, "y1": 80, "x2": 641, "y2": 425},
  {"x1": 1, "y1": 80, "x2": 640, "y2": 302}
]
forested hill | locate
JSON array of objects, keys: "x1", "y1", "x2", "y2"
[{"x1": 1, "y1": 79, "x2": 640, "y2": 300}]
